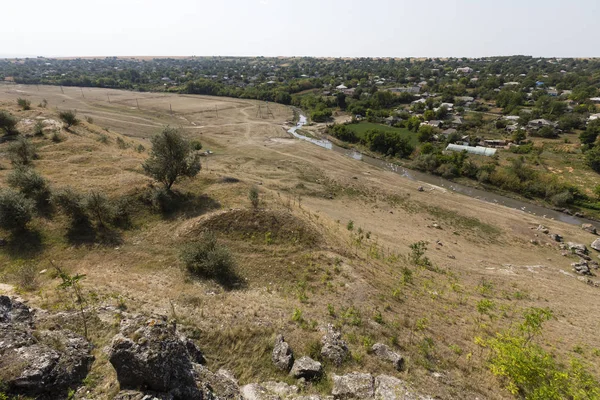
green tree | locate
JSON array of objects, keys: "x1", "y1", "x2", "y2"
[
  {"x1": 142, "y1": 127, "x2": 202, "y2": 190},
  {"x1": 418, "y1": 125, "x2": 437, "y2": 143},
  {"x1": 423, "y1": 109, "x2": 435, "y2": 121},
  {"x1": 7, "y1": 136, "x2": 37, "y2": 166},
  {"x1": 512, "y1": 130, "x2": 527, "y2": 144},
  {"x1": 58, "y1": 110, "x2": 79, "y2": 128},
  {"x1": 585, "y1": 146, "x2": 600, "y2": 173},
  {"x1": 0, "y1": 110, "x2": 18, "y2": 136},
  {"x1": 0, "y1": 189, "x2": 34, "y2": 232}
]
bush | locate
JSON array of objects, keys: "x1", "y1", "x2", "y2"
[
  {"x1": 550, "y1": 191, "x2": 574, "y2": 207},
  {"x1": 17, "y1": 98, "x2": 31, "y2": 110},
  {"x1": 58, "y1": 110, "x2": 79, "y2": 128},
  {"x1": 585, "y1": 146, "x2": 600, "y2": 173},
  {"x1": 7, "y1": 136, "x2": 37, "y2": 166},
  {"x1": 0, "y1": 110, "x2": 18, "y2": 135},
  {"x1": 85, "y1": 191, "x2": 113, "y2": 227},
  {"x1": 51, "y1": 131, "x2": 63, "y2": 142},
  {"x1": 249, "y1": 186, "x2": 259, "y2": 209},
  {"x1": 180, "y1": 232, "x2": 236, "y2": 284},
  {"x1": 0, "y1": 189, "x2": 34, "y2": 232},
  {"x1": 190, "y1": 140, "x2": 203, "y2": 151},
  {"x1": 85, "y1": 116, "x2": 94, "y2": 124},
  {"x1": 33, "y1": 121, "x2": 44, "y2": 136},
  {"x1": 149, "y1": 187, "x2": 178, "y2": 214},
  {"x1": 51, "y1": 187, "x2": 88, "y2": 224},
  {"x1": 7, "y1": 167, "x2": 52, "y2": 211}
]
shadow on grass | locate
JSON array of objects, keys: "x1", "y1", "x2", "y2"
[
  {"x1": 66, "y1": 219, "x2": 123, "y2": 247},
  {"x1": 149, "y1": 189, "x2": 221, "y2": 220},
  {"x1": 4, "y1": 229, "x2": 44, "y2": 258}
]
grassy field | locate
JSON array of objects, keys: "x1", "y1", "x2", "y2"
[
  {"x1": 1, "y1": 84, "x2": 600, "y2": 399},
  {"x1": 345, "y1": 122, "x2": 419, "y2": 145}
]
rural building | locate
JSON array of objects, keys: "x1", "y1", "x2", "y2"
[
  {"x1": 389, "y1": 86, "x2": 420, "y2": 94},
  {"x1": 441, "y1": 128, "x2": 457, "y2": 136},
  {"x1": 336, "y1": 84, "x2": 348, "y2": 90},
  {"x1": 445, "y1": 144, "x2": 497, "y2": 156},
  {"x1": 590, "y1": 97, "x2": 600, "y2": 103},
  {"x1": 454, "y1": 67, "x2": 473, "y2": 74},
  {"x1": 483, "y1": 139, "x2": 508, "y2": 148},
  {"x1": 411, "y1": 98, "x2": 427, "y2": 105},
  {"x1": 424, "y1": 120, "x2": 443, "y2": 128},
  {"x1": 527, "y1": 119, "x2": 557, "y2": 129}
]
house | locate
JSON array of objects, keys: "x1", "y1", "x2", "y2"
[
  {"x1": 411, "y1": 98, "x2": 427, "y2": 105},
  {"x1": 336, "y1": 84, "x2": 348, "y2": 90},
  {"x1": 527, "y1": 119, "x2": 557, "y2": 129},
  {"x1": 505, "y1": 124, "x2": 520, "y2": 133},
  {"x1": 588, "y1": 113, "x2": 600, "y2": 122},
  {"x1": 503, "y1": 81, "x2": 520, "y2": 87},
  {"x1": 445, "y1": 144, "x2": 496, "y2": 156},
  {"x1": 547, "y1": 89, "x2": 558, "y2": 97},
  {"x1": 385, "y1": 116, "x2": 402, "y2": 125},
  {"x1": 424, "y1": 120, "x2": 443, "y2": 128},
  {"x1": 440, "y1": 102, "x2": 454, "y2": 110},
  {"x1": 451, "y1": 116, "x2": 464, "y2": 126},
  {"x1": 503, "y1": 115, "x2": 520, "y2": 121},
  {"x1": 454, "y1": 67, "x2": 473, "y2": 74},
  {"x1": 590, "y1": 97, "x2": 600, "y2": 103},
  {"x1": 483, "y1": 139, "x2": 508, "y2": 148},
  {"x1": 442, "y1": 128, "x2": 457, "y2": 136},
  {"x1": 342, "y1": 88, "x2": 356, "y2": 96},
  {"x1": 455, "y1": 96, "x2": 474, "y2": 103}
]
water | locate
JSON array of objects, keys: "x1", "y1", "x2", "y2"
[{"x1": 288, "y1": 114, "x2": 598, "y2": 229}]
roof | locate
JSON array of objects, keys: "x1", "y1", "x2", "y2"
[
  {"x1": 336, "y1": 84, "x2": 347, "y2": 89},
  {"x1": 446, "y1": 144, "x2": 496, "y2": 156}
]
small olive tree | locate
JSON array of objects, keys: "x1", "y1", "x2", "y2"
[
  {"x1": 7, "y1": 167, "x2": 52, "y2": 211},
  {"x1": 59, "y1": 110, "x2": 79, "y2": 129},
  {"x1": 0, "y1": 189, "x2": 34, "y2": 232},
  {"x1": 142, "y1": 126, "x2": 201, "y2": 190},
  {"x1": 0, "y1": 110, "x2": 18, "y2": 135},
  {"x1": 17, "y1": 98, "x2": 31, "y2": 110},
  {"x1": 7, "y1": 136, "x2": 37, "y2": 166}
]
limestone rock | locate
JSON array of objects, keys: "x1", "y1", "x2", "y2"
[
  {"x1": 272, "y1": 334, "x2": 294, "y2": 371},
  {"x1": 371, "y1": 343, "x2": 405, "y2": 371},
  {"x1": 290, "y1": 356, "x2": 322, "y2": 380},
  {"x1": 332, "y1": 372, "x2": 374, "y2": 399},
  {"x1": 572, "y1": 260, "x2": 592, "y2": 276},
  {"x1": 0, "y1": 296, "x2": 93, "y2": 397},
  {"x1": 591, "y1": 238, "x2": 600, "y2": 252},
  {"x1": 567, "y1": 242, "x2": 588, "y2": 254},
  {"x1": 320, "y1": 324, "x2": 349, "y2": 366},
  {"x1": 374, "y1": 375, "x2": 433, "y2": 400},
  {"x1": 108, "y1": 316, "x2": 205, "y2": 399},
  {"x1": 262, "y1": 381, "x2": 299, "y2": 398},
  {"x1": 582, "y1": 224, "x2": 597, "y2": 235},
  {"x1": 241, "y1": 383, "x2": 280, "y2": 400}
]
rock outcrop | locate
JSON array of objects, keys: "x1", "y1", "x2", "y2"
[
  {"x1": 371, "y1": 343, "x2": 405, "y2": 371},
  {"x1": 290, "y1": 356, "x2": 322, "y2": 380},
  {"x1": 320, "y1": 324, "x2": 349, "y2": 366},
  {"x1": 0, "y1": 296, "x2": 94, "y2": 398},
  {"x1": 331, "y1": 373, "x2": 432, "y2": 400},
  {"x1": 108, "y1": 316, "x2": 209, "y2": 399},
  {"x1": 582, "y1": 224, "x2": 597, "y2": 235},
  {"x1": 592, "y1": 238, "x2": 600, "y2": 252},
  {"x1": 272, "y1": 334, "x2": 294, "y2": 371}
]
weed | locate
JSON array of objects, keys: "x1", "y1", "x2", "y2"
[{"x1": 347, "y1": 220, "x2": 354, "y2": 231}]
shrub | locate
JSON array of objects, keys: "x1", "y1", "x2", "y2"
[
  {"x1": 0, "y1": 189, "x2": 34, "y2": 232},
  {"x1": 85, "y1": 191, "x2": 113, "y2": 227},
  {"x1": 7, "y1": 167, "x2": 52, "y2": 211},
  {"x1": 33, "y1": 121, "x2": 44, "y2": 136},
  {"x1": 0, "y1": 110, "x2": 18, "y2": 135},
  {"x1": 116, "y1": 137, "x2": 128, "y2": 149},
  {"x1": 38, "y1": 99, "x2": 48, "y2": 108},
  {"x1": 17, "y1": 98, "x2": 31, "y2": 110},
  {"x1": 51, "y1": 187, "x2": 88, "y2": 224},
  {"x1": 248, "y1": 186, "x2": 259, "y2": 209},
  {"x1": 135, "y1": 144, "x2": 145, "y2": 153},
  {"x1": 85, "y1": 116, "x2": 94, "y2": 124},
  {"x1": 97, "y1": 134, "x2": 109, "y2": 144},
  {"x1": 180, "y1": 232, "x2": 236, "y2": 284},
  {"x1": 50, "y1": 131, "x2": 63, "y2": 142},
  {"x1": 58, "y1": 110, "x2": 79, "y2": 128},
  {"x1": 550, "y1": 190, "x2": 574, "y2": 207},
  {"x1": 7, "y1": 136, "x2": 37, "y2": 166},
  {"x1": 585, "y1": 146, "x2": 600, "y2": 173},
  {"x1": 149, "y1": 187, "x2": 178, "y2": 214},
  {"x1": 190, "y1": 140, "x2": 203, "y2": 151}
]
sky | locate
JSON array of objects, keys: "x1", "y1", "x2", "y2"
[{"x1": 1, "y1": 0, "x2": 598, "y2": 58}]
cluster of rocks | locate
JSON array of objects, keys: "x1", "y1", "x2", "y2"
[
  {"x1": 0, "y1": 296, "x2": 94, "y2": 399},
  {"x1": 332, "y1": 373, "x2": 433, "y2": 400}
]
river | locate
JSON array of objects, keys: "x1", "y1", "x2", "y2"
[{"x1": 287, "y1": 114, "x2": 599, "y2": 229}]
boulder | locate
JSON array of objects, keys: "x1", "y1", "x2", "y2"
[
  {"x1": 582, "y1": 224, "x2": 597, "y2": 235},
  {"x1": 262, "y1": 381, "x2": 299, "y2": 398},
  {"x1": 374, "y1": 375, "x2": 433, "y2": 400},
  {"x1": 193, "y1": 365, "x2": 241, "y2": 399},
  {"x1": 592, "y1": 238, "x2": 600, "y2": 252},
  {"x1": 536, "y1": 225, "x2": 549, "y2": 234},
  {"x1": 549, "y1": 233, "x2": 563, "y2": 242},
  {"x1": 572, "y1": 261, "x2": 592, "y2": 276},
  {"x1": 332, "y1": 372, "x2": 374, "y2": 399},
  {"x1": 241, "y1": 383, "x2": 280, "y2": 400},
  {"x1": 290, "y1": 356, "x2": 322, "y2": 380},
  {"x1": 567, "y1": 242, "x2": 588, "y2": 254},
  {"x1": 272, "y1": 334, "x2": 294, "y2": 371},
  {"x1": 371, "y1": 343, "x2": 405, "y2": 371},
  {"x1": 320, "y1": 324, "x2": 349, "y2": 366},
  {"x1": 0, "y1": 296, "x2": 94, "y2": 397},
  {"x1": 113, "y1": 390, "x2": 175, "y2": 400},
  {"x1": 108, "y1": 316, "x2": 205, "y2": 399}
]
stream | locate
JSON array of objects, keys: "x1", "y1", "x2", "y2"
[{"x1": 288, "y1": 114, "x2": 599, "y2": 229}]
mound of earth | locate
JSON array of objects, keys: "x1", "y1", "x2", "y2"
[{"x1": 179, "y1": 209, "x2": 320, "y2": 246}]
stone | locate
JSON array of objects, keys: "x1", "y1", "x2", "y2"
[
  {"x1": 0, "y1": 296, "x2": 94, "y2": 398},
  {"x1": 549, "y1": 233, "x2": 563, "y2": 242},
  {"x1": 536, "y1": 225, "x2": 549, "y2": 234},
  {"x1": 272, "y1": 334, "x2": 294, "y2": 371},
  {"x1": 371, "y1": 343, "x2": 405, "y2": 371},
  {"x1": 592, "y1": 238, "x2": 600, "y2": 252},
  {"x1": 572, "y1": 260, "x2": 592, "y2": 276},
  {"x1": 320, "y1": 324, "x2": 349, "y2": 366},
  {"x1": 290, "y1": 356, "x2": 322, "y2": 380},
  {"x1": 582, "y1": 224, "x2": 597, "y2": 235},
  {"x1": 241, "y1": 383, "x2": 280, "y2": 400},
  {"x1": 108, "y1": 316, "x2": 205, "y2": 399},
  {"x1": 262, "y1": 381, "x2": 299, "y2": 398},
  {"x1": 417, "y1": 186, "x2": 424, "y2": 192},
  {"x1": 193, "y1": 365, "x2": 240, "y2": 399},
  {"x1": 567, "y1": 242, "x2": 588, "y2": 254},
  {"x1": 331, "y1": 372, "x2": 374, "y2": 399},
  {"x1": 374, "y1": 375, "x2": 433, "y2": 400},
  {"x1": 113, "y1": 390, "x2": 175, "y2": 400}
]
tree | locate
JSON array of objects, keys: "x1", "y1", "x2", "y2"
[
  {"x1": 418, "y1": 125, "x2": 437, "y2": 143},
  {"x1": 17, "y1": 98, "x2": 31, "y2": 110},
  {"x1": 7, "y1": 167, "x2": 52, "y2": 211},
  {"x1": 0, "y1": 110, "x2": 18, "y2": 135},
  {"x1": 336, "y1": 92, "x2": 347, "y2": 110},
  {"x1": 0, "y1": 189, "x2": 34, "y2": 232},
  {"x1": 585, "y1": 146, "x2": 600, "y2": 173},
  {"x1": 142, "y1": 126, "x2": 201, "y2": 190},
  {"x1": 58, "y1": 110, "x2": 79, "y2": 128},
  {"x1": 248, "y1": 186, "x2": 259, "y2": 209},
  {"x1": 423, "y1": 110, "x2": 436, "y2": 121},
  {"x1": 7, "y1": 136, "x2": 37, "y2": 166},
  {"x1": 512, "y1": 130, "x2": 527, "y2": 144}
]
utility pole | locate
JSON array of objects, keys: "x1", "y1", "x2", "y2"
[
  {"x1": 80, "y1": 87, "x2": 84, "y2": 98},
  {"x1": 136, "y1": 98, "x2": 140, "y2": 109},
  {"x1": 265, "y1": 101, "x2": 274, "y2": 118},
  {"x1": 107, "y1": 93, "x2": 110, "y2": 103},
  {"x1": 170, "y1": 104, "x2": 173, "y2": 116},
  {"x1": 215, "y1": 105, "x2": 218, "y2": 118}
]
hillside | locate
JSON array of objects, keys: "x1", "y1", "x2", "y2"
[{"x1": 1, "y1": 85, "x2": 600, "y2": 399}]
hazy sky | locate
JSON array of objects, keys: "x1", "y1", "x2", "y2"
[{"x1": 1, "y1": 0, "x2": 597, "y2": 58}]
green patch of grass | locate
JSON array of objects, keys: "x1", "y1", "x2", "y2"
[
  {"x1": 346, "y1": 122, "x2": 418, "y2": 146},
  {"x1": 424, "y1": 205, "x2": 502, "y2": 241}
]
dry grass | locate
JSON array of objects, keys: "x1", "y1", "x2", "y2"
[{"x1": 0, "y1": 84, "x2": 599, "y2": 399}]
